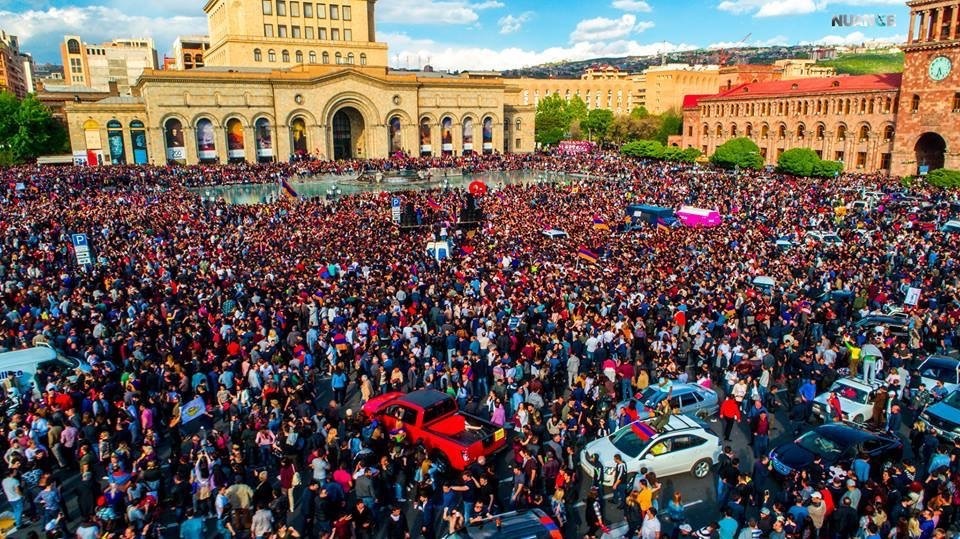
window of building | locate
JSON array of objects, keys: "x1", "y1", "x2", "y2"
[
  {"x1": 816, "y1": 124, "x2": 825, "y2": 139},
  {"x1": 859, "y1": 125, "x2": 870, "y2": 141},
  {"x1": 778, "y1": 124, "x2": 786, "y2": 138},
  {"x1": 295, "y1": 50, "x2": 303, "y2": 63},
  {"x1": 515, "y1": 138, "x2": 521, "y2": 149},
  {"x1": 515, "y1": 118, "x2": 522, "y2": 132},
  {"x1": 264, "y1": 24, "x2": 275, "y2": 37},
  {"x1": 330, "y1": 4, "x2": 339, "y2": 19},
  {"x1": 263, "y1": 0, "x2": 273, "y2": 15},
  {"x1": 183, "y1": 53, "x2": 193, "y2": 68},
  {"x1": 305, "y1": 26, "x2": 314, "y2": 39},
  {"x1": 359, "y1": 53, "x2": 367, "y2": 65},
  {"x1": 837, "y1": 125, "x2": 846, "y2": 140},
  {"x1": 731, "y1": 124, "x2": 738, "y2": 136},
  {"x1": 309, "y1": 51, "x2": 317, "y2": 63},
  {"x1": 760, "y1": 147, "x2": 767, "y2": 159},
  {"x1": 335, "y1": 52, "x2": 342, "y2": 64},
  {"x1": 911, "y1": 94, "x2": 921, "y2": 112},
  {"x1": 815, "y1": 150, "x2": 823, "y2": 159},
  {"x1": 317, "y1": 3, "x2": 326, "y2": 18},
  {"x1": 883, "y1": 125, "x2": 894, "y2": 141},
  {"x1": 715, "y1": 125, "x2": 722, "y2": 136},
  {"x1": 304, "y1": 2, "x2": 313, "y2": 17},
  {"x1": 278, "y1": 25, "x2": 288, "y2": 38},
  {"x1": 954, "y1": 93, "x2": 960, "y2": 112},
  {"x1": 880, "y1": 153, "x2": 892, "y2": 170},
  {"x1": 277, "y1": 0, "x2": 286, "y2": 15},
  {"x1": 268, "y1": 49, "x2": 277, "y2": 62},
  {"x1": 292, "y1": 26, "x2": 301, "y2": 38},
  {"x1": 745, "y1": 124, "x2": 752, "y2": 137},
  {"x1": 688, "y1": 126, "x2": 693, "y2": 137},
  {"x1": 761, "y1": 125, "x2": 769, "y2": 139},
  {"x1": 344, "y1": 29, "x2": 352, "y2": 41},
  {"x1": 67, "y1": 39, "x2": 81, "y2": 54},
  {"x1": 291, "y1": 1, "x2": 300, "y2": 16},
  {"x1": 835, "y1": 150, "x2": 844, "y2": 162},
  {"x1": 282, "y1": 50, "x2": 290, "y2": 62},
  {"x1": 346, "y1": 52, "x2": 354, "y2": 64},
  {"x1": 322, "y1": 51, "x2": 329, "y2": 63},
  {"x1": 254, "y1": 49, "x2": 263, "y2": 62},
  {"x1": 797, "y1": 124, "x2": 805, "y2": 139},
  {"x1": 702, "y1": 124, "x2": 708, "y2": 136},
  {"x1": 70, "y1": 58, "x2": 83, "y2": 73},
  {"x1": 856, "y1": 151, "x2": 867, "y2": 168},
  {"x1": 331, "y1": 28, "x2": 340, "y2": 40},
  {"x1": 318, "y1": 28, "x2": 327, "y2": 39},
  {"x1": 342, "y1": 5, "x2": 351, "y2": 20}
]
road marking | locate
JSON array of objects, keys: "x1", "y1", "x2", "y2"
[
  {"x1": 684, "y1": 499, "x2": 703, "y2": 508},
  {"x1": 573, "y1": 493, "x2": 614, "y2": 507}
]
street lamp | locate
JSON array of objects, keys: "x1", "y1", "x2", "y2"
[
  {"x1": 325, "y1": 183, "x2": 342, "y2": 200},
  {"x1": 440, "y1": 177, "x2": 450, "y2": 191}
]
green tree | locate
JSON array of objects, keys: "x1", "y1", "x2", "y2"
[
  {"x1": 0, "y1": 92, "x2": 19, "y2": 143},
  {"x1": 608, "y1": 115, "x2": 659, "y2": 145},
  {"x1": 654, "y1": 109, "x2": 683, "y2": 145},
  {"x1": 777, "y1": 148, "x2": 820, "y2": 177},
  {"x1": 924, "y1": 168, "x2": 960, "y2": 188},
  {"x1": 621, "y1": 140, "x2": 665, "y2": 159},
  {"x1": 581, "y1": 109, "x2": 614, "y2": 143},
  {"x1": 630, "y1": 106, "x2": 650, "y2": 118},
  {"x1": 681, "y1": 147, "x2": 703, "y2": 163},
  {"x1": 710, "y1": 137, "x2": 763, "y2": 170},
  {"x1": 9, "y1": 95, "x2": 67, "y2": 162},
  {"x1": 811, "y1": 159, "x2": 844, "y2": 178},
  {"x1": 535, "y1": 93, "x2": 571, "y2": 147},
  {"x1": 566, "y1": 95, "x2": 589, "y2": 123}
]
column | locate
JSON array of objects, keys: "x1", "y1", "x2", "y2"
[
  {"x1": 935, "y1": 8, "x2": 944, "y2": 41},
  {"x1": 909, "y1": 10, "x2": 917, "y2": 42},
  {"x1": 918, "y1": 10, "x2": 928, "y2": 42},
  {"x1": 951, "y1": 5, "x2": 959, "y2": 40}
]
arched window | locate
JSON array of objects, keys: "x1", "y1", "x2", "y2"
[
  {"x1": 347, "y1": 53, "x2": 355, "y2": 64},
  {"x1": 268, "y1": 49, "x2": 276, "y2": 62},
  {"x1": 254, "y1": 49, "x2": 262, "y2": 62},
  {"x1": 761, "y1": 124, "x2": 769, "y2": 139},
  {"x1": 778, "y1": 124, "x2": 786, "y2": 138},
  {"x1": 745, "y1": 124, "x2": 753, "y2": 137},
  {"x1": 702, "y1": 124, "x2": 709, "y2": 136},
  {"x1": 730, "y1": 124, "x2": 738, "y2": 136},
  {"x1": 309, "y1": 51, "x2": 317, "y2": 63},
  {"x1": 797, "y1": 124, "x2": 805, "y2": 139},
  {"x1": 816, "y1": 124, "x2": 825, "y2": 139},
  {"x1": 715, "y1": 124, "x2": 723, "y2": 136},
  {"x1": 911, "y1": 94, "x2": 920, "y2": 112},
  {"x1": 67, "y1": 39, "x2": 80, "y2": 54},
  {"x1": 322, "y1": 51, "x2": 330, "y2": 64},
  {"x1": 335, "y1": 52, "x2": 342, "y2": 64},
  {"x1": 281, "y1": 50, "x2": 290, "y2": 63},
  {"x1": 883, "y1": 125, "x2": 895, "y2": 141},
  {"x1": 360, "y1": 53, "x2": 367, "y2": 66},
  {"x1": 183, "y1": 53, "x2": 193, "y2": 68},
  {"x1": 194, "y1": 54, "x2": 203, "y2": 66},
  {"x1": 295, "y1": 50, "x2": 303, "y2": 63},
  {"x1": 515, "y1": 118, "x2": 522, "y2": 132},
  {"x1": 859, "y1": 125, "x2": 870, "y2": 141},
  {"x1": 837, "y1": 124, "x2": 847, "y2": 140}
]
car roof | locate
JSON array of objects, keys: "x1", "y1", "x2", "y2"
[
  {"x1": 832, "y1": 377, "x2": 882, "y2": 390},
  {"x1": 815, "y1": 423, "x2": 890, "y2": 443},
  {"x1": 452, "y1": 509, "x2": 555, "y2": 538},
  {"x1": 643, "y1": 383, "x2": 707, "y2": 396},
  {"x1": 920, "y1": 356, "x2": 960, "y2": 369},
  {"x1": 619, "y1": 414, "x2": 709, "y2": 436},
  {"x1": 399, "y1": 389, "x2": 452, "y2": 408}
]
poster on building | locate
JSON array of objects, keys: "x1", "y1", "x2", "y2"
[
  {"x1": 441, "y1": 117, "x2": 453, "y2": 152},
  {"x1": 130, "y1": 122, "x2": 149, "y2": 165},
  {"x1": 255, "y1": 118, "x2": 273, "y2": 159},
  {"x1": 482, "y1": 117, "x2": 493, "y2": 151},
  {"x1": 196, "y1": 119, "x2": 217, "y2": 160},
  {"x1": 226, "y1": 119, "x2": 245, "y2": 159},
  {"x1": 107, "y1": 120, "x2": 126, "y2": 165},
  {"x1": 165, "y1": 118, "x2": 186, "y2": 163},
  {"x1": 463, "y1": 118, "x2": 474, "y2": 152}
]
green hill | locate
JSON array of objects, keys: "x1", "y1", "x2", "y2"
[{"x1": 818, "y1": 52, "x2": 904, "y2": 75}]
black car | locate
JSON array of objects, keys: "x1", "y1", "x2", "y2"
[
  {"x1": 853, "y1": 315, "x2": 910, "y2": 337},
  {"x1": 769, "y1": 424, "x2": 903, "y2": 476}
]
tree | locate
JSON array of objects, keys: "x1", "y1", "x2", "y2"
[
  {"x1": 654, "y1": 109, "x2": 683, "y2": 145},
  {"x1": 811, "y1": 159, "x2": 844, "y2": 178},
  {"x1": 566, "y1": 95, "x2": 589, "y2": 123},
  {"x1": 777, "y1": 148, "x2": 820, "y2": 177},
  {"x1": 581, "y1": 109, "x2": 614, "y2": 143},
  {"x1": 535, "y1": 93, "x2": 570, "y2": 147},
  {"x1": 630, "y1": 106, "x2": 650, "y2": 118},
  {"x1": 710, "y1": 137, "x2": 763, "y2": 170},
  {"x1": 0, "y1": 91, "x2": 67, "y2": 163},
  {"x1": 621, "y1": 140, "x2": 665, "y2": 159},
  {"x1": 924, "y1": 168, "x2": 960, "y2": 188},
  {"x1": 608, "y1": 115, "x2": 659, "y2": 145}
]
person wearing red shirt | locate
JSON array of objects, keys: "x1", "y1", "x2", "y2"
[{"x1": 719, "y1": 395, "x2": 742, "y2": 442}]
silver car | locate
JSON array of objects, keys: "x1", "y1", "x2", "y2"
[{"x1": 616, "y1": 383, "x2": 720, "y2": 421}]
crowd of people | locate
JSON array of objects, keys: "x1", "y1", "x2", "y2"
[{"x1": 0, "y1": 150, "x2": 958, "y2": 539}]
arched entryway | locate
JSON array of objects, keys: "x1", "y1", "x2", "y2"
[
  {"x1": 331, "y1": 107, "x2": 365, "y2": 160},
  {"x1": 915, "y1": 132, "x2": 946, "y2": 174}
]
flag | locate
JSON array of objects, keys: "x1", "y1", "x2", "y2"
[
  {"x1": 656, "y1": 218, "x2": 670, "y2": 233},
  {"x1": 426, "y1": 197, "x2": 441, "y2": 211},
  {"x1": 592, "y1": 216, "x2": 610, "y2": 231},
  {"x1": 180, "y1": 396, "x2": 207, "y2": 426},
  {"x1": 630, "y1": 421, "x2": 658, "y2": 440},
  {"x1": 577, "y1": 246, "x2": 599, "y2": 264},
  {"x1": 279, "y1": 178, "x2": 299, "y2": 200}
]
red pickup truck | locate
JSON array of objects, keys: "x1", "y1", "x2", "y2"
[{"x1": 362, "y1": 389, "x2": 507, "y2": 471}]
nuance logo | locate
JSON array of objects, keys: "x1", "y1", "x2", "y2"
[{"x1": 831, "y1": 14, "x2": 896, "y2": 27}]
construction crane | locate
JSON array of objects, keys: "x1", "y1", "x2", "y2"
[{"x1": 717, "y1": 32, "x2": 752, "y2": 66}]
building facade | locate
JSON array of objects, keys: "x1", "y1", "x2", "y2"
[
  {"x1": 172, "y1": 36, "x2": 211, "y2": 70},
  {"x1": 0, "y1": 30, "x2": 30, "y2": 98},
  {"x1": 513, "y1": 66, "x2": 641, "y2": 116},
  {"x1": 63, "y1": 1, "x2": 533, "y2": 166},
  {"x1": 681, "y1": 1, "x2": 960, "y2": 176},
  {"x1": 59, "y1": 36, "x2": 158, "y2": 94}
]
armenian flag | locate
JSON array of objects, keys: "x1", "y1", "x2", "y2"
[
  {"x1": 426, "y1": 197, "x2": 441, "y2": 211},
  {"x1": 577, "y1": 246, "x2": 599, "y2": 264},
  {"x1": 279, "y1": 178, "x2": 299, "y2": 200},
  {"x1": 592, "y1": 215, "x2": 610, "y2": 231},
  {"x1": 656, "y1": 218, "x2": 670, "y2": 233},
  {"x1": 630, "y1": 420, "x2": 657, "y2": 440}
]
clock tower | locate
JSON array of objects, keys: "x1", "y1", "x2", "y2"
[{"x1": 892, "y1": 0, "x2": 960, "y2": 176}]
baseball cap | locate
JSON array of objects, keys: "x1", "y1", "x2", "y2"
[
  {"x1": 811, "y1": 492, "x2": 822, "y2": 499},
  {"x1": 679, "y1": 524, "x2": 693, "y2": 533}
]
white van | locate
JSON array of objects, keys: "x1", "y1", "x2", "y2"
[{"x1": 0, "y1": 344, "x2": 90, "y2": 399}]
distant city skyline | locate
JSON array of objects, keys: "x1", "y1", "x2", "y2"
[{"x1": 0, "y1": 0, "x2": 909, "y2": 71}]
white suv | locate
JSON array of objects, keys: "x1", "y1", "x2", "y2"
[
  {"x1": 812, "y1": 377, "x2": 884, "y2": 424},
  {"x1": 580, "y1": 414, "x2": 721, "y2": 485}
]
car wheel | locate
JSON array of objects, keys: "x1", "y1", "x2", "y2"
[
  {"x1": 691, "y1": 459, "x2": 712, "y2": 478},
  {"x1": 852, "y1": 414, "x2": 864, "y2": 424}
]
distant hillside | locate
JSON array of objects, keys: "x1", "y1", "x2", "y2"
[{"x1": 816, "y1": 52, "x2": 904, "y2": 75}]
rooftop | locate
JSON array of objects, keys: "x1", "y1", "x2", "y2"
[{"x1": 701, "y1": 72, "x2": 901, "y2": 102}]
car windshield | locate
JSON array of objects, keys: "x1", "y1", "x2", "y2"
[
  {"x1": 609, "y1": 426, "x2": 653, "y2": 458},
  {"x1": 943, "y1": 391, "x2": 960, "y2": 408},
  {"x1": 830, "y1": 382, "x2": 868, "y2": 404},
  {"x1": 639, "y1": 386, "x2": 668, "y2": 407},
  {"x1": 795, "y1": 431, "x2": 845, "y2": 461}
]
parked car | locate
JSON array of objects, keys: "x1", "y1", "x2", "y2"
[
  {"x1": 917, "y1": 355, "x2": 960, "y2": 393},
  {"x1": 812, "y1": 377, "x2": 885, "y2": 423},
  {"x1": 853, "y1": 315, "x2": 910, "y2": 337},
  {"x1": 362, "y1": 389, "x2": 507, "y2": 471},
  {"x1": 804, "y1": 230, "x2": 843, "y2": 246},
  {"x1": 941, "y1": 220, "x2": 960, "y2": 234},
  {"x1": 769, "y1": 423, "x2": 902, "y2": 476},
  {"x1": 615, "y1": 383, "x2": 720, "y2": 421},
  {"x1": 580, "y1": 415, "x2": 721, "y2": 485},
  {"x1": 919, "y1": 390, "x2": 960, "y2": 441},
  {"x1": 440, "y1": 509, "x2": 563, "y2": 539}
]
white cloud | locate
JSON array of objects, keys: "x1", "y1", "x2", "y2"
[
  {"x1": 706, "y1": 35, "x2": 791, "y2": 49},
  {"x1": 717, "y1": 0, "x2": 903, "y2": 18},
  {"x1": 799, "y1": 30, "x2": 905, "y2": 46},
  {"x1": 611, "y1": 0, "x2": 652, "y2": 12},
  {"x1": 382, "y1": 31, "x2": 696, "y2": 71},
  {"x1": 498, "y1": 12, "x2": 533, "y2": 35},
  {"x1": 570, "y1": 14, "x2": 653, "y2": 43},
  {"x1": 376, "y1": 0, "x2": 502, "y2": 25},
  {"x1": 1, "y1": 6, "x2": 207, "y2": 61}
]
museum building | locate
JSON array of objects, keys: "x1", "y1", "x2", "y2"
[{"x1": 65, "y1": 0, "x2": 535, "y2": 166}]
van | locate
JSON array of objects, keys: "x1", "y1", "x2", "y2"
[
  {"x1": 676, "y1": 206, "x2": 723, "y2": 228},
  {"x1": 0, "y1": 344, "x2": 89, "y2": 399},
  {"x1": 625, "y1": 204, "x2": 677, "y2": 228}
]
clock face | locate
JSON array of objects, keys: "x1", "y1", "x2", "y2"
[{"x1": 929, "y1": 56, "x2": 952, "y2": 81}]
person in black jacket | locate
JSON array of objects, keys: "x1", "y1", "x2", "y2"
[
  {"x1": 830, "y1": 496, "x2": 859, "y2": 539},
  {"x1": 385, "y1": 505, "x2": 410, "y2": 539}
]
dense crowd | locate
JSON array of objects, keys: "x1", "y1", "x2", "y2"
[{"x1": 0, "y1": 151, "x2": 958, "y2": 539}]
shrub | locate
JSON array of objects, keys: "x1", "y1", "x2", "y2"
[
  {"x1": 811, "y1": 159, "x2": 844, "y2": 178},
  {"x1": 925, "y1": 168, "x2": 960, "y2": 189},
  {"x1": 710, "y1": 137, "x2": 763, "y2": 170},
  {"x1": 776, "y1": 148, "x2": 820, "y2": 177},
  {"x1": 621, "y1": 140, "x2": 665, "y2": 159}
]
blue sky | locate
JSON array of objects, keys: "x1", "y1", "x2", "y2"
[{"x1": 0, "y1": 0, "x2": 909, "y2": 70}]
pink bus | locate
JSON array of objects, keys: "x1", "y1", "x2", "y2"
[{"x1": 676, "y1": 206, "x2": 723, "y2": 228}]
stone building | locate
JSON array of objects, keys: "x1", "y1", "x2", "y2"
[
  {"x1": 681, "y1": 0, "x2": 960, "y2": 177},
  {"x1": 0, "y1": 29, "x2": 30, "y2": 98},
  {"x1": 59, "y1": 36, "x2": 158, "y2": 95},
  {"x1": 63, "y1": 0, "x2": 533, "y2": 165}
]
